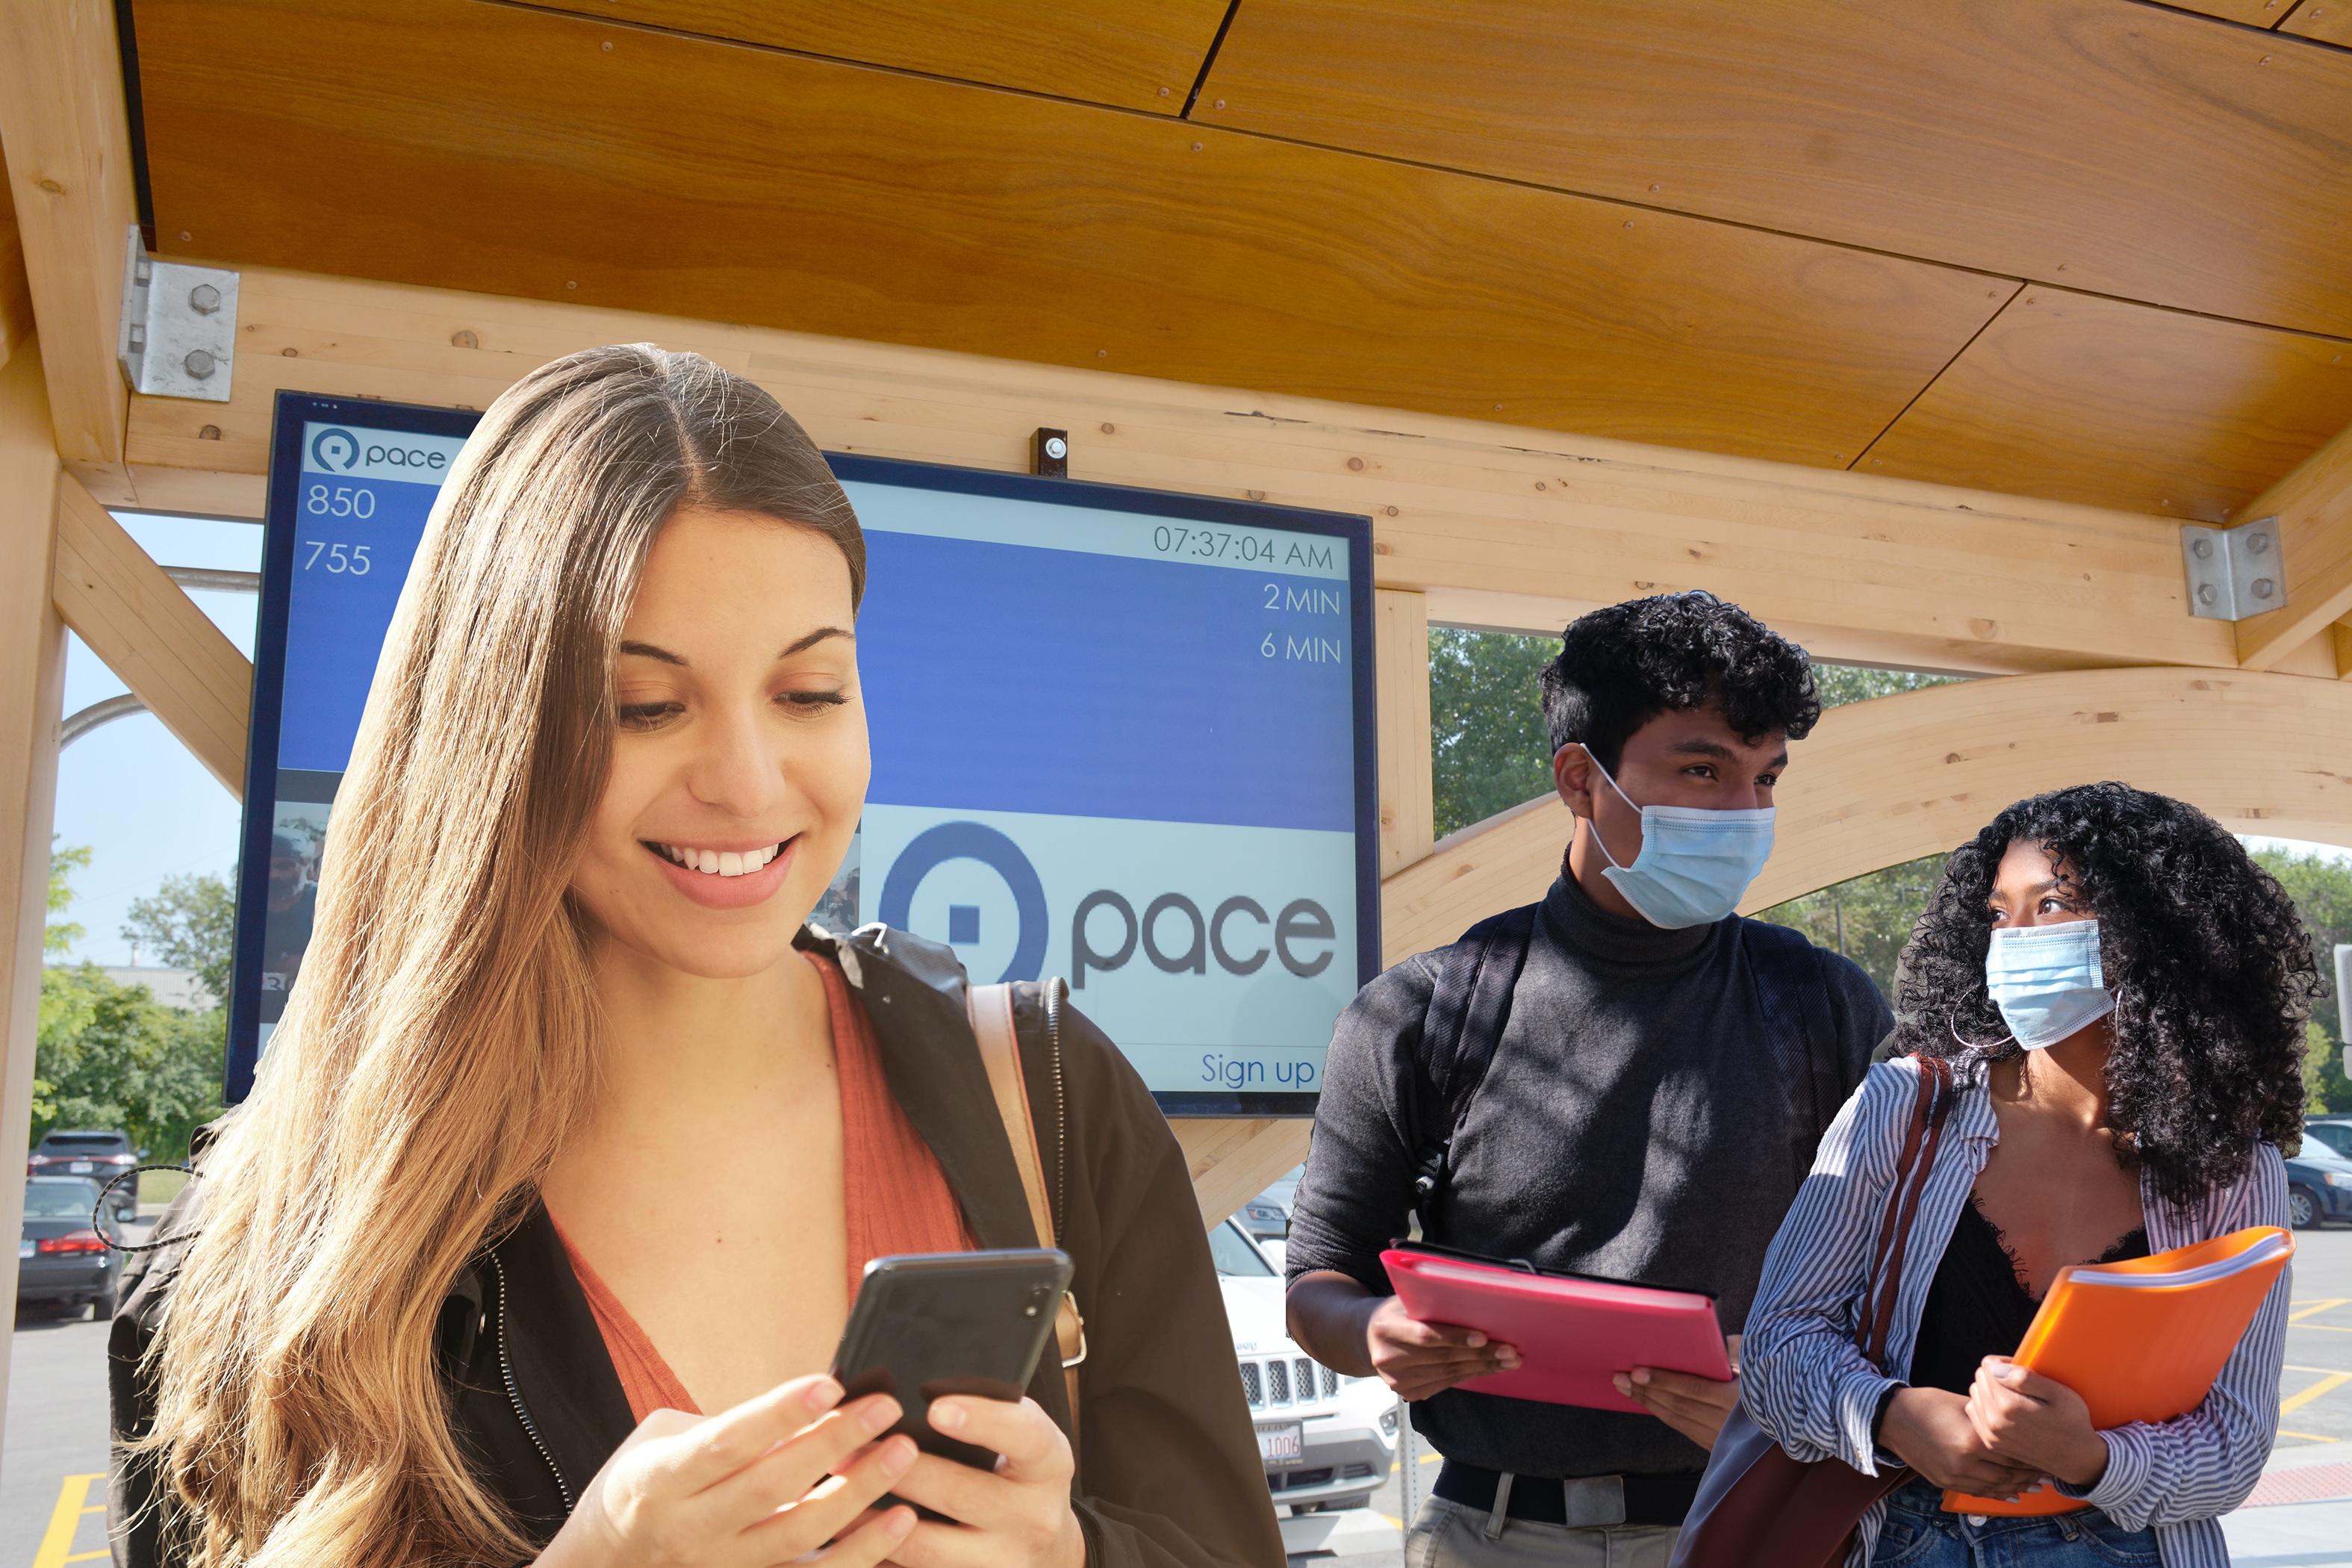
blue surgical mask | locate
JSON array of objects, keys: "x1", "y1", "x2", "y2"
[
  {"x1": 1584, "y1": 757, "x2": 1776, "y2": 930},
  {"x1": 1984, "y1": 920, "x2": 2114, "y2": 1051}
]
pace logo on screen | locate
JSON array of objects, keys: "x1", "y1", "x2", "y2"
[{"x1": 854, "y1": 805, "x2": 1355, "y2": 1095}]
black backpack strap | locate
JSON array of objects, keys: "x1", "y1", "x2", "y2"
[
  {"x1": 1411, "y1": 903, "x2": 1538, "y2": 1235},
  {"x1": 1742, "y1": 918, "x2": 1844, "y2": 1183}
]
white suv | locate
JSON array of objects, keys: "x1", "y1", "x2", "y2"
[{"x1": 1209, "y1": 1220, "x2": 1400, "y2": 1519}]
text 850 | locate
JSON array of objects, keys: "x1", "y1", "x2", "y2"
[{"x1": 305, "y1": 484, "x2": 377, "y2": 519}]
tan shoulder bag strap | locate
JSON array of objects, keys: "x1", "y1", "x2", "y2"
[{"x1": 966, "y1": 981, "x2": 1086, "y2": 1452}]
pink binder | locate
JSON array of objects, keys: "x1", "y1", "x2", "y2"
[{"x1": 1381, "y1": 1246, "x2": 1732, "y2": 1413}]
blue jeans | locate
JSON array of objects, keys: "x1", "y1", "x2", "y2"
[{"x1": 1871, "y1": 1477, "x2": 2159, "y2": 1567}]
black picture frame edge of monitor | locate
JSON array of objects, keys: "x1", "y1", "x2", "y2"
[{"x1": 229, "y1": 398, "x2": 1381, "y2": 1119}]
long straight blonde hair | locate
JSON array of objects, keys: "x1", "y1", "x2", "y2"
[{"x1": 144, "y1": 346, "x2": 864, "y2": 1566}]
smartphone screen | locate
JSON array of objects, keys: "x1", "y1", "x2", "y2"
[{"x1": 832, "y1": 1248, "x2": 1074, "y2": 1469}]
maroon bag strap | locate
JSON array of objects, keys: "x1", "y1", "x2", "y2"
[{"x1": 1858, "y1": 1057, "x2": 1954, "y2": 1369}]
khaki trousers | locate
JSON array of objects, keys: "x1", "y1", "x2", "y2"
[{"x1": 1403, "y1": 1496, "x2": 1679, "y2": 1568}]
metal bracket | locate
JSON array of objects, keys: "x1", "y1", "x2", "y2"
[
  {"x1": 117, "y1": 225, "x2": 239, "y2": 402},
  {"x1": 2180, "y1": 515, "x2": 2286, "y2": 621}
]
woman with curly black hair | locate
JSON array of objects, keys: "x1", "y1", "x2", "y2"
[{"x1": 1737, "y1": 783, "x2": 2315, "y2": 1568}]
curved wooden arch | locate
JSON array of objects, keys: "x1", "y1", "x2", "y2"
[{"x1": 1378, "y1": 667, "x2": 2352, "y2": 966}]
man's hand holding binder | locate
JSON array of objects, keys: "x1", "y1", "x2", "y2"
[
  {"x1": 1612, "y1": 1334, "x2": 1743, "y2": 1451},
  {"x1": 1360, "y1": 1295, "x2": 1524, "y2": 1402}
]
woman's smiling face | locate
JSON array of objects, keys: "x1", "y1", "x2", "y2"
[{"x1": 570, "y1": 504, "x2": 868, "y2": 978}]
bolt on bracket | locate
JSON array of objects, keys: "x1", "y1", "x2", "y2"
[
  {"x1": 2180, "y1": 515, "x2": 2286, "y2": 621},
  {"x1": 116, "y1": 225, "x2": 240, "y2": 402}
]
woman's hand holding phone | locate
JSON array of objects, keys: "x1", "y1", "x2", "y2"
[
  {"x1": 536, "y1": 1374, "x2": 920, "y2": 1568},
  {"x1": 875, "y1": 1394, "x2": 1085, "y2": 1568}
]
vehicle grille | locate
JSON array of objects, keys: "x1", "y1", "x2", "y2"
[
  {"x1": 1266, "y1": 1467, "x2": 1337, "y2": 1492},
  {"x1": 1240, "y1": 1354, "x2": 1343, "y2": 1409}
]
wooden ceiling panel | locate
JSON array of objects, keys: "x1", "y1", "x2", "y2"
[
  {"x1": 524, "y1": 1, "x2": 1228, "y2": 112},
  {"x1": 130, "y1": 0, "x2": 2012, "y2": 468},
  {"x1": 1198, "y1": 0, "x2": 2352, "y2": 339},
  {"x1": 2163, "y1": 0, "x2": 2296, "y2": 21},
  {"x1": 1857, "y1": 288, "x2": 2352, "y2": 523},
  {"x1": 2281, "y1": 1, "x2": 2352, "y2": 43}
]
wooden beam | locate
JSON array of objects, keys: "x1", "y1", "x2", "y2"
[
  {"x1": 0, "y1": 337, "x2": 68, "y2": 1426},
  {"x1": 0, "y1": 0, "x2": 137, "y2": 492},
  {"x1": 1377, "y1": 668, "x2": 2352, "y2": 964},
  {"x1": 1170, "y1": 1119, "x2": 1313, "y2": 1231},
  {"x1": 0, "y1": 217, "x2": 34, "y2": 372},
  {"x1": 125, "y1": 265, "x2": 2250, "y2": 677},
  {"x1": 2233, "y1": 421, "x2": 2352, "y2": 670},
  {"x1": 49, "y1": 476, "x2": 251, "y2": 795},
  {"x1": 1374, "y1": 589, "x2": 1434, "y2": 877}
]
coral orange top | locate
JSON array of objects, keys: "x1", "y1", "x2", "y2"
[{"x1": 556, "y1": 951, "x2": 974, "y2": 1421}]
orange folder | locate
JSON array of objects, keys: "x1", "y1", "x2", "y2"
[{"x1": 1942, "y1": 1225, "x2": 2293, "y2": 1517}]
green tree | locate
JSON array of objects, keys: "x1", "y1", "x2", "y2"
[
  {"x1": 122, "y1": 871, "x2": 237, "y2": 1006},
  {"x1": 36, "y1": 850, "x2": 225, "y2": 1163},
  {"x1": 47, "y1": 840, "x2": 92, "y2": 956},
  {"x1": 2251, "y1": 847, "x2": 2352, "y2": 1114},
  {"x1": 1428, "y1": 628, "x2": 1556, "y2": 839}
]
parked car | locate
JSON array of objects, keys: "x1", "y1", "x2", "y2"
[
  {"x1": 18, "y1": 1177, "x2": 121, "y2": 1319},
  {"x1": 1238, "y1": 1163, "x2": 1306, "y2": 1242},
  {"x1": 2306, "y1": 1118, "x2": 2352, "y2": 1160},
  {"x1": 2285, "y1": 1144, "x2": 2352, "y2": 1230},
  {"x1": 1209, "y1": 1218, "x2": 1398, "y2": 1529},
  {"x1": 26, "y1": 1130, "x2": 140, "y2": 1224}
]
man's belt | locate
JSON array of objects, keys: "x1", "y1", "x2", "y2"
[{"x1": 1434, "y1": 1460, "x2": 1702, "y2": 1528}]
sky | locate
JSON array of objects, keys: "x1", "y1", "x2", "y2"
[
  {"x1": 54, "y1": 514, "x2": 260, "y2": 967},
  {"x1": 44, "y1": 512, "x2": 2352, "y2": 969}
]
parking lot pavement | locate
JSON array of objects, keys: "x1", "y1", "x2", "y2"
[
  {"x1": 5, "y1": 1305, "x2": 111, "y2": 1567},
  {"x1": 2225, "y1": 1224, "x2": 2352, "y2": 1565}
]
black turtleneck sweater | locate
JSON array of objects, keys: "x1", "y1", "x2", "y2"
[{"x1": 1287, "y1": 873, "x2": 1890, "y2": 1481}]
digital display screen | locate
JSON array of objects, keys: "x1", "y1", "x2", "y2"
[{"x1": 231, "y1": 395, "x2": 1376, "y2": 1114}]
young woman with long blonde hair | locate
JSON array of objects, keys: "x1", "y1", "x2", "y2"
[{"x1": 111, "y1": 345, "x2": 1284, "y2": 1568}]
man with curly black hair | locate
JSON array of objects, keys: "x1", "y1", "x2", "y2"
[
  {"x1": 1743, "y1": 784, "x2": 2312, "y2": 1568},
  {"x1": 1287, "y1": 592, "x2": 1892, "y2": 1567}
]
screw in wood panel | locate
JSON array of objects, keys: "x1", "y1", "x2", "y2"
[
  {"x1": 1245, "y1": 489, "x2": 1265, "y2": 500},
  {"x1": 37, "y1": 178, "x2": 62, "y2": 193},
  {"x1": 1385, "y1": 506, "x2": 1399, "y2": 516},
  {"x1": 1096, "y1": 348, "x2": 1107, "y2": 357},
  {"x1": 281, "y1": 347, "x2": 299, "y2": 357},
  {"x1": 1346, "y1": 456, "x2": 1364, "y2": 470},
  {"x1": 1214, "y1": 99, "x2": 1225, "y2": 109},
  {"x1": 1099, "y1": 422, "x2": 1116, "y2": 434},
  {"x1": 1160, "y1": 87, "x2": 1170, "y2": 96},
  {"x1": 1192, "y1": 142, "x2": 1203, "y2": 151},
  {"x1": 178, "y1": 231, "x2": 191, "y2": 242},
  {"x1": 602, "y1": 40, "x2": 613, "y2": 51},
  {"x1": 566, "y1": 280, "x2": 578, "y2": 289},
  {"x1": 197, "y1": 425, "x2": 221, "y2": 441},
  {"x1": 1033, "y1": 427, "x2": 1069, "y2": 478},
  {"x1": 451, "y1": 329, "x2": 479, "y2": 349}
]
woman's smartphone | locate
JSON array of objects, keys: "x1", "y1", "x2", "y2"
[{"x1": 832, "y1": 1248, "x2": 1074, "y2": 1471}]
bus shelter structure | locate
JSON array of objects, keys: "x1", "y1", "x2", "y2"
[{"x1": 2, "y1": 1, "x2": 2351, "y2": 1414}]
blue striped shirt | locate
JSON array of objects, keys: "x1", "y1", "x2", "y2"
[{"x1": 1741, "y1": 1055, "x2": 2289, "y2": 1568}]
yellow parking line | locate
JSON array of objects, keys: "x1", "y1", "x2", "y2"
[
  {"x1": 2280, "y1": 1372, "x2": 2352, "y2": 1416},
  {"x1": 2279, "y1": 1428, "x2": 2341, "y2": 1442},
  {"x1": 32, "y1": 1474, "x2": 105, "y2": 1568},
  {"x1": 2289, "y1": 1298, "x2": 2350, "y2": 1324}
]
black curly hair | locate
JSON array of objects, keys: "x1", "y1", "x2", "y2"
[
  {"x1": 1895, "y1": 783, "x2": 2318, "y2": 1207},
  {"x1": 1540, "y1": 591, "x2": 1821, "y2": 770}
]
